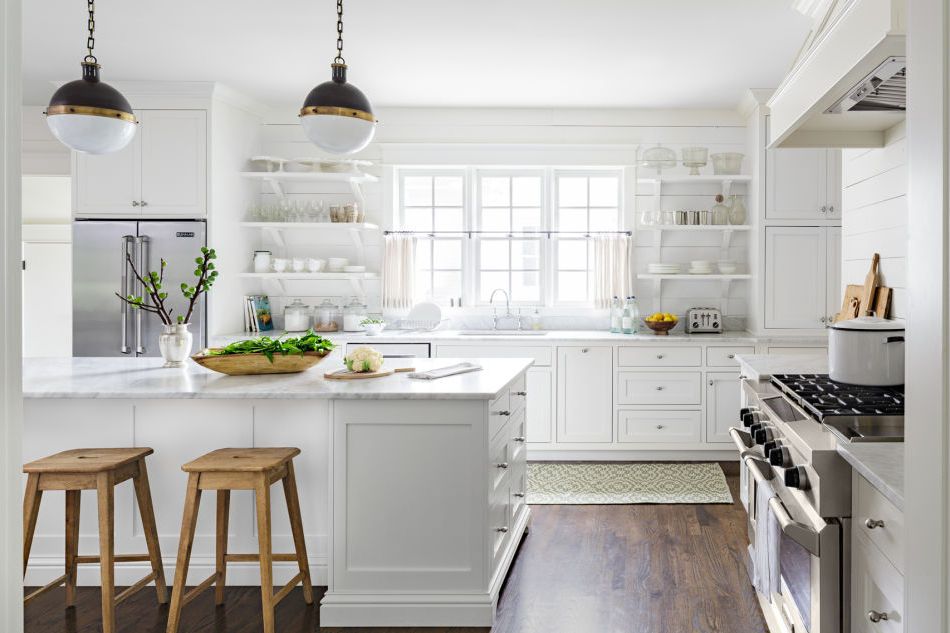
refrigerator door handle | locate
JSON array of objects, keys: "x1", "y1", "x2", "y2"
[
  {"x1": 120, "y1": 235, "x2": 133, "y2": 354},
  {"x1": 135, "y1": 236, "x2": 149, "y2": 354}
]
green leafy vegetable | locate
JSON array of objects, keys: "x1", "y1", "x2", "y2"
[{"x1": 206, "y1": 329, "x2": 335, "y2": 363}]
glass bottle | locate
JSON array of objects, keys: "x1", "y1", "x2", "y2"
[
  {"x1": 342, "y1": 296, "x2": 368, "y2": 332},
  {"x1": 627, "y1": 296, "x2": 641, "y2": 334},
  {"x1": 621, "y1": 297, "x2": 633, "y2": 335},
  {"x1": 711, "y1": 194, "x2": 730, "y2": 225},
  {"x1": 728, "y1": 195, "x2": 747, "y2": 225},
  {"x1": 610, "y1": 296, "x2": 622, "y2": 333}
]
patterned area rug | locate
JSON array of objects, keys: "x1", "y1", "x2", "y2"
[{"x1": 527, "y1": 462, "x2": 733, "y2": 504}]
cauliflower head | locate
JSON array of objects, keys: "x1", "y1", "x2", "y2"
[{"x1": 344, "y1": 346, "x2": 384, "y2": 373}]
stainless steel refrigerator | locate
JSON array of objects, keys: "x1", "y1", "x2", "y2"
[{"x1": 73, "y1": 219, "x2": 207, "y2": 357}]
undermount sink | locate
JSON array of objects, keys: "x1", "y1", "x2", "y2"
[{"x1": 457, "y1": 330, "x2": 549, "y2": 336}]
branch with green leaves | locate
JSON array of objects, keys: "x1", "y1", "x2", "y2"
[{"x1": 115, "y1": 247, "x2": 218, "y2": 325}]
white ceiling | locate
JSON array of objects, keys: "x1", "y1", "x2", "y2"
[{"x1": 22, "y1": 0, "x2": 810, "y2": 109}]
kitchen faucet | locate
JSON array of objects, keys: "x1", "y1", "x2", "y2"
[{"x1": 489, "y1": 288, "x2": 520, "y2": 330}]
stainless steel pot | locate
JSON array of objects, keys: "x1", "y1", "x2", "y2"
[{"x1": 828, "y1": 316, "x2": 905, "y2": 386}]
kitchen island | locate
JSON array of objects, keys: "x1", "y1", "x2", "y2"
[{"x1": 22, "y1": 356, "x2": 532, "y2": 627}]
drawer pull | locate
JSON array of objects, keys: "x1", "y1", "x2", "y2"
[
  {"x1": 496, "y1": 462, "x2": 509, "y2": 469},
  {"x1": 513, "y1": 391, "x2": 527, "y2": 396},
  {"x1": 513, "y1": 436, "x2": 526, "y2": 443},
  {"x1": 494, "y1": 410, "x2": 510, "y2": 416},
  {"x1": 865, "y1": 518, "x2": 886, "y2": 530},
  {"x1": 581, "y1": 348, "x2": 589, "y2": 353},
  {"x1": 513, "y1": 492, "x2": 525, "y2": 498},
  {"x1": 656, "y1": 353, "x2": 664, "y2": 359},
  {"x1": 728, "y1": 354, "x2": 735, "y2": 359},
  {"x1": 867, "y1": 610, "x2": 889, "y2": 623},
  {"x1": 656, "y1": 425, "x2": 664, "y2": 430},
  {"x1": 655, "y1": 386, "x2": 665, "y2": 391},
  {"x1": 496, "y1": 526, "x2": 509, "y2": 533},
  {"x1": 709, "y1": 379, "x2": 715, "y2": 386}
]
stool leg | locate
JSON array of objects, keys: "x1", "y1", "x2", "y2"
[
  {"x1": 23, "y1": 473, "x2": 42, "y2": 578},
  {"x1": 96, "y1": 472, "x2": 116, "y2": 633},
  {"x1": 254, "y1": 475, "x2": 275, "y2": 633},
  {"x1": 214, "y1": 490, "x2": 230, "y2": 605},
  {"x1": 282, "y1": 462, "x2": 313, "y2": 605},
  {"x1": 64, "y1": 490, "x2": 81, "y2": 607},
  {"x1": 166, "y1": 473, "x2": 202, "y2": 633},
  {"x1": 133, "y1": 459, "x2": 169, "y2": 604}
]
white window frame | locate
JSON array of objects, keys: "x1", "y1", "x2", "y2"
[{"x1": 394, "y1": 166, "x2": 624, "y2": 309}]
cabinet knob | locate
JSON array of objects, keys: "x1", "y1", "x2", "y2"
[
  {"x1": 828, "y1": 205, "x2": 835, "y2": 214},
  {"x1": 514, "y1": 436, "x2": 526, "y2": 443},
  {"x1": 581, "y1": 348, "x2": 589, "y2": 353},
  {"x1": 727, "y1": 354, "x2": 735, "y2": 359},
  {"x1": 140, "y1": 200, "x2": 148, "y2": 207},
  {"x1": 131, "y1": 200, "x2": 140, "y2": 207},
  {"x1": 867, "y1": 610, "x2": 889, "y2": 623},
  {"x1": 496, "y1": 462, "x2": 509, "y2": 469},
  {"x1": 496, "y1": 526, "x2": 509, "y2": 533},
  {"x1": 514, "y1": 391, "x2": 527, "y2": 396},
  {"x1": 656, "y1": 353, "x2": 664, "y2": 359},
  {"x1": 820, "y1": 205, "x2": 828, "y2": 213},
  {"x1": 865, "y1": 518, "x2": 886, "y2": 530},
  {"x1": 655, "y1": 386, "x2": 665, "y2": 391},
  {"x1": 494, "y1": 410, "x2": 510, "y2": 416},
  {"x1": 656, "y1": 425, "x2": 664, "y2": 430},
  {"x1": 513, "y1": 492, "x2": 525, "y2": 498},
  {"x1": 819, "y1": 317, "x2": 827, "y2": 323}
]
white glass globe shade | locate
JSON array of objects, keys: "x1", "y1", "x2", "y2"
[
  {"x1": 46, "y1": 113, "x2": 137, "y2": 155},
  {"x1": 300, "y1": 114, "x2": 376, "y2": 155}
]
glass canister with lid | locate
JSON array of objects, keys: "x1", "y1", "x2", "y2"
[
  {"x1": 283, "y1": 298, "x2": 312, "y2": 332},
  {"x1": 314, "y1": 298, "x2": 340, "y2": 332},
  {"x1": 342, "y1": 296, "x2": 368, "y2": 332}
]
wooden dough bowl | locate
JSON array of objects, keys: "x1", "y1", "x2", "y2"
[{"x1": 191, "y1": 350, "x2": 330, "y2": 375}]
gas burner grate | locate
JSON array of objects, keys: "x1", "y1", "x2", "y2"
[{"x1": 770, "y1": 374, "x2": 904, "y2": 421}]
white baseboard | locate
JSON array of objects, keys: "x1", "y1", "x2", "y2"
[
  {"x1": 24, "y1": 557, "x2": 328, "y2": 588},
  {"x1": 527, "y1": 449, "x2": 739, "y2": 461}
]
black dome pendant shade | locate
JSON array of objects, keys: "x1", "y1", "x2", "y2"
[
  {"x1": 47, "y1": 61, "x2": 136, "y2": 123},
  {"x1": 300, "y1": 63, "x2": 374, "y2": 123}
]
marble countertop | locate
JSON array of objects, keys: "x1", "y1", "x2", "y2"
[
  {"x1": 211, "y1": 329, "x2": 829, "y2": 347},
  {"x1": 22, "y1": 356, "x2": 532, "y2": 401},
  {"x1": 734, "y1": 353, "x2": 828, "y2": 381},
  {"x1": 836, "y1": 442, "x2": 905, "y2": 510}
]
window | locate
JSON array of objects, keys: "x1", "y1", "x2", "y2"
[{"x1": 395, "y1": 167, "x2": 623, "y2": 307}]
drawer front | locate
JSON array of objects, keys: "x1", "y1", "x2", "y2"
[
  {"x1": 489, "y1": 430, "x2": 510, "y2": 493},
  {"x1": 490, "y1": 478, "x2": 511, "y2": 571},
  {"x1": 436, "y1": 344, "x2": 552, "y2": 366},
  {"x1": 510, "y1": 462, "x2": 527, "y2": 522},
  {"x1": 616, "y1": 409, "x2": 702, "y2": 443},
  {"x1": 617, "y1": 346, "x2": 702, "y2": 367},
  {"x1": 852, "y1": 529, "x2": 904, "y2": 633},
  {"x1": 765, "y1": 346, "x2": 827, "y2": 355},
  {"x1": 509, "y1": 411, "x2": 527, "y2": 465},
  {"x1": 853, "y1": 471, "x2": 905, "y2": 573},
  {"x1": 706, "y1": 346, "x2": 755, "y2": 367},
  {"x1": 616, "y1": 371, "x2": 702, "y2": 405},
  {"x1": 509, "y1": 373, "x2": 527, "y2": 416},
  {"x1": 488, "y1": 390, "x2": 511, "y2": 440}
]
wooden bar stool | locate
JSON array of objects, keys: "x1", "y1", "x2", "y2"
[
  {"x1": 166, "y1": 447, "x2": 313, "y2": 633},
  {"x1": 22, "y1": 448, "x2": 168, "y2": 633}
]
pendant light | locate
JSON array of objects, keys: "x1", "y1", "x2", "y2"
[
  {"x1": 299, "y1": 0, "x2": 376, "y2": 155},
  {"x1": 45, "y1": 0, "x2": 137, "y2": 154}
]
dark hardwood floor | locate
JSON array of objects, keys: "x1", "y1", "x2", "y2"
[{"x1": 25, "y1": 466, "x2": 766, "y2": 633}]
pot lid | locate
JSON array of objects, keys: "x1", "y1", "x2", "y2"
[{"x1": 829, "y1": 316, "x2": 906, "y2": 331}]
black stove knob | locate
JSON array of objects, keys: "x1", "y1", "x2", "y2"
[
  {"x1": 742, "y1": 411, "x2": 765, "y2": 427},
  {"x1": 769, "y1": 446, "x2": 792, "y2": 468},
  {"x1": 748, "y1": 422, "x2": 767, "y2": 435},
  {"x1": 739, "y1": 407, "x2": 758, "y2": 418},
  {"x1": 753, "y1": 427, "x2": 775, "y2": 445},
  {"x1": 784, "y1": 466, "x2": 809, "y2": 490},
  {"x1": 762, "y1": 439, "x2": 785, "y2": 455}
]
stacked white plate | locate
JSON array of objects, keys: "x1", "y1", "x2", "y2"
[
  {"x1": 688, "y1": 260, "x2": 714, "y2": 274},
  {"x1": 647, "y1": 263, "x2": 681, "y2": 274}
]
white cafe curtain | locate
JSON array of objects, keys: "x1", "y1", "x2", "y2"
[
  {"x1": 592, "y1": 235, "x2": 633, "y2": 309},
  {"x1": 382, "y1": 234, "x2": 416, "y2": 310}
]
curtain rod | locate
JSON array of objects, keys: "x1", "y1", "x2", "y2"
[{"x1": 383, "y1": 229, "x2": 632, "y2": 237}]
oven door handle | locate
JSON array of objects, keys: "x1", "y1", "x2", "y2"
[
  {"x1": 744, "y1": 456, "x2": 774, "y2": 483},
  {"x1": 769, "y1": 496, "x2": 821, "y2": 556},
  {"x1": 729, "y1": 427, "x2": 755, "y2": 458}
]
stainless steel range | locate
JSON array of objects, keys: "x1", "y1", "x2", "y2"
[{"x1": 733, "y1": 372, "x2": 904, "y2": 633}]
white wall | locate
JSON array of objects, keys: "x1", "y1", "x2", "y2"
[
  {"x1": 841, "y1": 122, "x2": 907, "y2": 318},
  {"x1": 21, "y1": 105, "x2": 69, "y2": 176},
  {"x1": 251, "y1": 108, "x2": 750, "y2": 326}
]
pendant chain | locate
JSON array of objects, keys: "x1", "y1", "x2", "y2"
[
  {"x1": 334, "y1": 0, "x2": 345, "y2": 64},
  {"x1": 84, "y1": 0, "x2": 97, "y2": 64}
]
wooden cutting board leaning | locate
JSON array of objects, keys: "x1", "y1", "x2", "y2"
[{"x1": 833, "y1": 253, "x2": 891, "y2": 322}]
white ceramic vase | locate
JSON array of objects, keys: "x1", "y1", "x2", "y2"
[{"x1": 159, "y1": 323, "x2": 193, "y2": 368}]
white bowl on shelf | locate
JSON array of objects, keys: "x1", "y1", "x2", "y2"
[
  {"x1": 342, "y1": 265, "x2": 366, "y2": 273},
  {"x1": 326, "y1": 257, "x2": 349, "y2": 272},
  {"x1": 710, "y1": 152, "x2": 745, "y2": 176},
  {"x1": 717, "y1": 261, "x2": 738, "y2": 274}
]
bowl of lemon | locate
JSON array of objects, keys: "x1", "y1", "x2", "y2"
[{"x1": 644, "y1": 312, "x2": 679, "y2": 335}]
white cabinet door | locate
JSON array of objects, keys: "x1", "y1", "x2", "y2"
[
  {"x1": 139, "y1": 110, "x2": 207, "y2": 216},
  {"x1": 766, "y1": 148, "x2": 828, "y2": 220},
  {"x1": 526, "y1": 367, "x2": 553, "y2": 443},
  {"x1": 705, "y1": 372, "x2": 741, "y2": 443},
  {"x1": 73, "y1": 133, "x2": 141, "y2": 215},
  {"x1": 764, "y1": 226, "x2": 827, "y2": 329},
  {"x1": 22, "y1": 241, "x2": 72, "y2": 357},
  {"x1": 826, "y1": 226, "x2": 842, "y2": 322},
  {"x1": 851, "y1": 531, "x2": 904, "y2": 633},
  {"x1": 556, "y1": 346, "x2": 612, "y2": 443},
  {"x1": 825, "y1": 149, "x2": 842, "y2": 219}
]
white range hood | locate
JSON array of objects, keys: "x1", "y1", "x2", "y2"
[{"x1": 768, "y1": 0, "x2": 906, "y2": 148}]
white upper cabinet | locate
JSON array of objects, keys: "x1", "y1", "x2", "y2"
[
  {"x1": 764, "y1": 226, "x2": 840, "y2": 330},
  {"x1": 556, "y1": 346, "x2": 613, "y2": 443},
  {"x1": 766, "y1": 148, "x2": 841, "y2": 220},
  {"x1": 74, "y1": 109, "x2": 207, "y2": 217}
]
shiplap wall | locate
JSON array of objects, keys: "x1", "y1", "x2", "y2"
[
  {"x1": 258, "y1": 108, "x2": 750, "y2": 322},
  {"x1": 841, "y1": 122, "x2": 907, "y2": 318}
]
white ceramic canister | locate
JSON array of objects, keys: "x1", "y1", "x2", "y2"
[{"x1": 253, "y1": 250, "x2": 272, "y2": 273}]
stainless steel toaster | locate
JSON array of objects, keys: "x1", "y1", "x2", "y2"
[{"x1": 686, "y1": 307, "x2": 723, "y2": 333}]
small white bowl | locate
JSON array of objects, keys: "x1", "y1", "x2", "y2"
[
  {"x1": 363, "y1": 322, "x2": 385, "y2": 336},
  {"x1": 326, "y1": 257, "x2": 349, "y2": 272},
  {"x1": 343, "y1": 265, "x2": 366, "y2": 273},
  {"x1": 306, "y1": 258, "x2": 325, "y2": 272}
]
